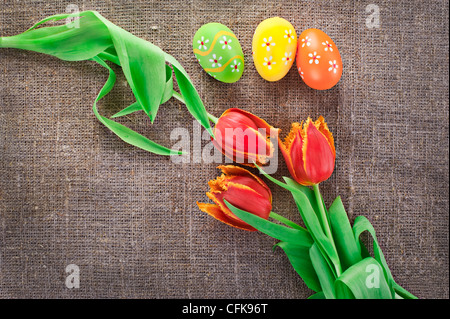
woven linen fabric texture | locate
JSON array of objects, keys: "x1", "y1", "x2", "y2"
[{"x1": 0, "y1": 0, "x2": 448, "y2": 299}]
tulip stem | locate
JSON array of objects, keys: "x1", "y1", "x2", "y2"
[
  {"x1": 313, "y1": 184, "x2": 342, "y2": 277},
  {"x1": 207, "y1": 112, "x2": 218, "y2": 125},
  {"x1": 172, "y1": 90, "x2": 185, "y2": 104},
  {"x1": 269, "y1": 212, "x2": 305, "y2": 231}
]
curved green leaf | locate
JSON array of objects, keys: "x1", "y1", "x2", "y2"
[
  {"x1": 328, "y1": 196, "x2": 362, "y2": 270},
  {"x1": 275, "y1": 241, "x2": 321, "y2": 293},
  {"x1": 92, "y1": 56, "x2": 181, "y2": 155},
  {"x1": 335, "y1": 257, "x2": 393, "y2": 299},
  {"x1": 353, "y1": 216, "x2": 394, "y2": 292},
  {"x1": 1, "y1": 10, "x2": 212, "y2": 154},
  {"x1": 310, "y1": 243, "x2": 336, "y2": 299},
  {"x1": 164, "y1": 53, "x2": 214, "y2": 138},
  {"x1": 255, "y1": 164, "x2": 342, "y2": 278},
  {"x1": 307, "y1": 291, "x2": 325, "y2": 299},
  {"x1": 0, "y1": 11, "x2": 112, "y2": 61}
]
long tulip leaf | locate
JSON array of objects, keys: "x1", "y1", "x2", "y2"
[
  {"x1": 0, "y1": 11, "x2": 112, "y2": 61},
  {"x1": 284, "y1": 178, "x2": 342, "y2": 279},
  {"x1": 352, "y1": 216, "x2": 394, "y2": 289},
  {"x1": 328, "y1": 196, "x2": 362, "y2": 270},
  {"x1": 111, "y1": 65, "x2": 174, "y2": 119},
  {"x1": 352, "y1": 216, "x2": 416, "y2": 299},
  {"x1": 309, "y1": 243, "x2": 336, "y2": 299},
  {"x1": 0, "y1": 10, "x2": 211, "y2": 155},
  {"x1": 164, "y1": 53, "x2": 214, "y2": 138},
  {"x1": 224, "y1": 200, "x2": 312, "y2": 245},
  {"x1": 255, "y1": 164, "x2": 341, "y2": 278},
  {"x1": 91, "y1": 12, "x2": 166, "y2": 121},
  {"x1": 307, "y1": 292, "x2": 325, "y2": 299},
  {"x1": 275, "y1": 241, "x2": 321, "y2": 293},
  {"x1": 92, "y1": 56, "x2": 181, "y2": 155},
  {"x1": 111, "y1": 101, "x2": 143, "y2": 118},
  {"x1": 334, "y1": 257, "x2": 393, "y2": 299}
]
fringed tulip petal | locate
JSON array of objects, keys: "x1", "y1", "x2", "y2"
[
  {"x1": 197, "y1": 165, "x2": 272, "y2": 231},
  {"x1": 279, "y1": 117, "x2": 336, "y2": 186}
]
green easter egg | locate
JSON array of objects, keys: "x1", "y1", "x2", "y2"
[{"x1": 193, "y1": 23, "x2": 244, "y2": 83}]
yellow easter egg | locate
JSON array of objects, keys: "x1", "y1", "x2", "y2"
[{"x1": 252, "y1": 17, "x2": 297, "y2": 81}]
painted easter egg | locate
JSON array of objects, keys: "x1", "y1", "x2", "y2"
[
  {"x1": 252, "y1": 17, "x2": 297, "y2": 82},
  {"x1": 193, "y1": 23, "x2": 244, "y2": 83},
  {"x1": 296, "y1": 28, "x2": 342, "y2": 90}
]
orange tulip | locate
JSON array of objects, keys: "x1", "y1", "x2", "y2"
[
  {"x1": 279, "y1": 116, "x2": 336, "y2": 186},
  {"x1": 197, "y1": 165, "x2": 272, "y2": 231},
  {"x1": 212, "y1": 108, "x2": 279, "y2": 166}
]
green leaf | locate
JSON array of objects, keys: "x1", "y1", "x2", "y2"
[
  {"x1": 223, "y1": 200, "x2": 313, "y2": 245},
  {"x1": 111, "y1": 101, "x2": 143, "y2": 118},
  {"x1": 392, "y1": 282, "x2": 418, "y2": 299},
  {"x1": 307, "y1": 291, "x2": 325, "y2": 299},
  {"x1": 92, "y1": 56, "x2": 182, "y2": 155},
  {"x1": 165, "y1": 53, "x2": 214, "y2": 138},
  {"x1": 275, "y1": 241, "x2": 321, "y2": 293},
  {"x1": 328, "y1": 196, "x2": 362, "y2": 270},
  {"x1": 334, "y1": 257, "x2": 393, "y2": 299},
  {"x1": 282, "y1": 177, "x2": 320, "y2": 219},
  {"x1": 94, "y1": 13, "x2": 166, "y2": 122},
  {"x1": 352, "y1": 216, "x2": 418, "y2": 299},
  {"x1": 309, "y1": 243, "x2": 336, "y2": 299},
  {"x1": 283, "y1": 179, "x2": 341, "y2": 279},
  {"x1": 352, "y1": 216, "x2": 394, "y2": 293},
  {"x1": 111, "y1": 65, "x2": 174, "y2": 119},
  {"x1": 269, "y1": 212, "x2": 304, "y2": 230},
  {"x1": 254, "y1": 164, "x2": 341, "y2": 278},
  {"x1": 0, "y1": 11, "x2": 112, "y2": 61},
  {"x1": 1, "y1": 10, "x2": 211, "y2": 155}
]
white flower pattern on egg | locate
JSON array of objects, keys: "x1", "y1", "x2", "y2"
[
  {"x1": 209, "y1": 54, "x2": 222, "y2": 67},
  {"x1": 328, "y1": 60, "x2": 338, "y2": 73},
  {"x1": 197, "y1": 36, "x2": 209, "y2": 50},
  {"x1": 308, "y1": 51, "x2": 320, "y2": 64},
  {"x1": 219, "y1": 36, "x2": 232, "y2": 49},
  {"x1": 282, "y1": 52, "x2": 293, "y2": 65},
  {"x1": 284, "y1": 29, "x2": 294, "y2": 43},
  {"x1": 262, "y1": 37, "x2": 276, "y2": 51},
  {"x1": 322, "y1": 41, "x2": 333, "y2": 52},
  {"x1": 263, "y1": 56, "x2": 276, "y2": 70},
  {"x1": 230, "y1": 60, "x2": 241, "y2": 73},
  {"x1": 301, "y1": 36, "x2": 311, "y2": 47}
]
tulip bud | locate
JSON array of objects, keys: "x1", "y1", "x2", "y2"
[
  {"x1": 279, "y1": 116, "x2": 336, "y2": 186},
  {"x1": 197, "y1": 165, "x2": 272, "y2": 231},
  {"x1": 212, "y1": 108, "x2": 279, "y2": 166}
]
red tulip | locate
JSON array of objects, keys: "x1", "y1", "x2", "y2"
[
  {"x1": 279, "y1": 116, "x2": 336, "y2": 186},
  {"x1": 212, "y1": 108, "x2": 279, "y2": 166},
  {"x1": 197, "y1": 165, "x2": 272, "y2": 231}
]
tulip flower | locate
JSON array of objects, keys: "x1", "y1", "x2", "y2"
[
  {"x1": 197, "y1": 165, "x2": 272, "y2": 231},
  {"x1": 212, "y1": 108, "x2": 279, "y2": 166},
  {"x1": 279, "y1": 116, "x2": 336, "y2": 186}
]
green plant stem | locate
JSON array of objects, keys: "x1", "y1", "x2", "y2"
[
  {"x1": 207, "y1": 112, "x2": 219, "y2": 125},
  {"x1": 172, "y1": 90, "x2": 218, "y2": 124},
  {"x1": 313, "y1": 183, "x2": 342, "y2": 277},
  {"x1": 269, "y1": 212, "x2": 305, "y2": 231},
  {"x1": 172, "y1": 90, "x2": 185, "y2": 104}
]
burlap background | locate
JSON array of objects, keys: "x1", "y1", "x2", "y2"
[{"x1": 0, "y1": 0, "x2": 448, "y2": 299}]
